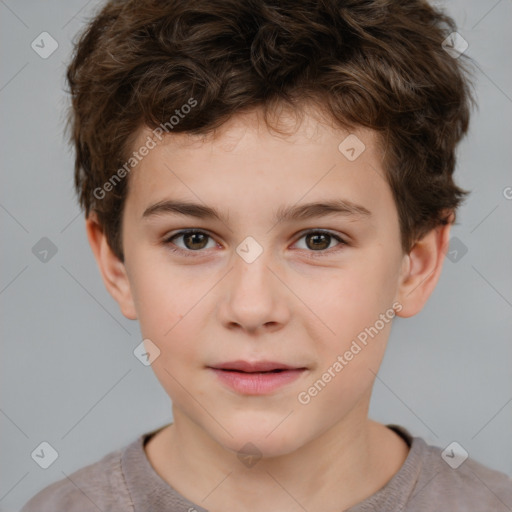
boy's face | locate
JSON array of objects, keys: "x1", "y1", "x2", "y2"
[{"x1": 93, "y1": 107, "x2": 442, "y2": 457}]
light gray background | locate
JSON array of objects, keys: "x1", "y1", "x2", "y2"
[{"x1": 1, "y1": 0, "x2": 511, "y2": 510}]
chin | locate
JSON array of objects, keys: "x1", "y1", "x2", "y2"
[{"x1": 211, "y1": 413, "x2": 310, "y2": 460}]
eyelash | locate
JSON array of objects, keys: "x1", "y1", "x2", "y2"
[{"x1": 163, "y1": 229, "x2": 347, "y2": 258}]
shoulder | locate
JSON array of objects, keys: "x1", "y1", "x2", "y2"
[
  {"x1": 412, "y1": 437, "x2": 512, "y2": 510},
  {"x1": 20, "y1": 443, "x2": 134, "y2": 512}
]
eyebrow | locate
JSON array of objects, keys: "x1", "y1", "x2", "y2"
[{"x1": 142, "y1": 198, "x2": 371, "y2": 224}]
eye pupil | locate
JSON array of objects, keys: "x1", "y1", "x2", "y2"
[
  {"x1": 306, "y1": 233, "x2": 330, "y2": 250},
  {"x1": 185, "y1": 232, "x2": 208, "y2": 250}
]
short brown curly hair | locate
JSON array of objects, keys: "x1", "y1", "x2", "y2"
[{"x1": 66, "y1": 0, "x2": 476, "y2": 261}]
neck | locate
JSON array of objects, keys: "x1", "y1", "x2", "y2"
[{"x1": 145, "y1": 403, "x2": 409, "y2": 511}]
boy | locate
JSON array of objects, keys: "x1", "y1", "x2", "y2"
[{"x1": 22, "y1": 0, "x2": 512, "y2": 510}]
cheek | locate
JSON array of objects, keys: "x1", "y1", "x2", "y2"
[
  {"x1": 299, "y1": 273, "x2": 394, "y2": 414},
  {"x1": 305, "y1": 251, "x2": 400, "y2": 386},
  {"x1": 128, "y1": 261, "x2": 202, "y2": 360},
  {"x1": 132, "y1": 267, "x2": 203, "y2": 399},
  {"x1": 320, "y1": 262, "x2": 397, "y2": 338}
]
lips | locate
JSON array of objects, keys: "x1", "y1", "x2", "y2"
[
  {"x1": 210, "y1": 360, "x2": 304, "y2": 373},
  {"x1": 208, "y1": 360, "x2": 307, "y2": 395}
]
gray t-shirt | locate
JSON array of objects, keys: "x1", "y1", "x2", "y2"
[{"x1": 21, "y1": 424, "x2": 512, "y2": 511}]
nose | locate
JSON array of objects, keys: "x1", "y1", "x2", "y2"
[{"x1": 218, "y1": 250, "x2": 291, "y2": 335}]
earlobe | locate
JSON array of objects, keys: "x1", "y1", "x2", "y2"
[
  {"x1": 395, "y1": 218, "x2": 452, "y2": 318},
  {"x1": 85, "y1": 213, "x2": 138, "y2": 320}
]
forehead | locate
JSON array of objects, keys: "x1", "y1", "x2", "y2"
[
  {"x1": 133, "y1": 105, "x2": 383, "y2": 157},
  {"x1": 123, "y1": 107, "x2": 393, "y2": 227}
]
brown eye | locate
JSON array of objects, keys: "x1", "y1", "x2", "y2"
[
  {"x1": 294, "y1": 230, "x2": 346, "y2": 256},
  {"x1": 305, "y1": 232, "x2": 331, "y2": 250},
  {"x1": 182, "y1": 231, "x2": 209, "y2": 250},
  {"x1": 165, "y1": 230, "x2": 216, "y2": 252}
]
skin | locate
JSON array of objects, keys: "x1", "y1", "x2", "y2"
[{"x1": 87, "y1": 105, "x2": 452, "y2": 512}]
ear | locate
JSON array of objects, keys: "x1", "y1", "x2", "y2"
[
  {"x1": 85, "y1": 213, "x2": 137, "y2": 320},
  {"x1": 395, "y1": 213, "x2": 453, "y2": 318}
]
